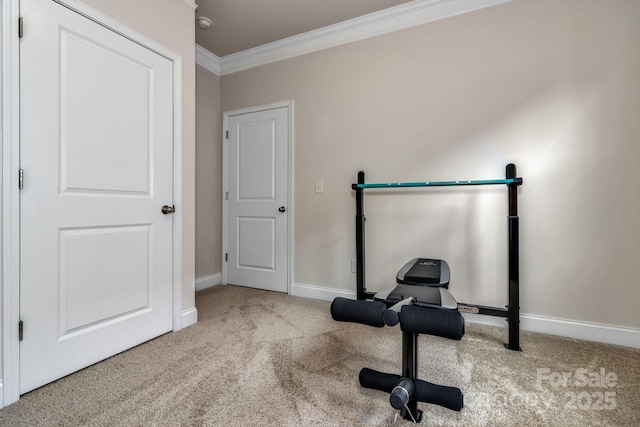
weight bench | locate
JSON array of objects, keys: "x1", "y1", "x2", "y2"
[{"x1": 331, "y1": 258, "x2": 464, "y2": 423}]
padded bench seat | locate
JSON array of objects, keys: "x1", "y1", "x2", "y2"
[
  {"x1": 375, "y1": 257, "x2": 457, "y2": 310},
  {"x1": 397, "y1": 258, "x2": 450, "y2": 288}
]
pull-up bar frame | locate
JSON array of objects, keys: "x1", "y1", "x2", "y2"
[
  {"x1": 354, "y1": 178, "x2": 521, "y2": 189},
  {"x1": 352, "y1": 163, "x2": 523, "y2": 351}
]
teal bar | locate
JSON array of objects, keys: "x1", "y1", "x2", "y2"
[{"x1": 356, "y1": 178, "x2": 516, "y2": 189}]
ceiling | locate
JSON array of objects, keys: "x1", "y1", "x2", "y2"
[{"x1": 194, "y1": 0, "x2": 414, "y2": 57}]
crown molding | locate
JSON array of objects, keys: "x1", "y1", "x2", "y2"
[
  {"x1": 194, "y1": 0, "x2": 512, "y2": 77},
  {"x1": 196, "y1": 44, "x2": 221, "y2": 75},
  {"x1": 215, "y1": 0, "x2": 511, "y2": 75}
]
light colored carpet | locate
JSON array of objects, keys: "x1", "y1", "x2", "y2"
[{"x1": 1, "y1": 285, "x2": 638, "y2": 426}]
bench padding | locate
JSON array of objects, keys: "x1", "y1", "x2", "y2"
[{"x1": 397, "y1": 258, "x2": 450, "y2": 288}]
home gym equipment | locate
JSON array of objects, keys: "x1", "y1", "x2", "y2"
[
  {"x1": 352, "y1": 163, "x2": 523, "y2": 351},
  {"x1": 331, "y1": 258, "x2": 465, "y2": 423},
  {"x1": 330, "y1": 165, "x2": 523, "y2": 421}
]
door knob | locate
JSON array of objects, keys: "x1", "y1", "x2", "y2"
[
  {"x1": 162, "y1": 205, "x2": 175, "y2": 214},
  {"x1": 278, "y1": 206, "x2": 286, "y2": 213}
]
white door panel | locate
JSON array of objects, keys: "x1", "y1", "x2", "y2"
[
  {"x1": 238, "y1": 217, "x2": 276, "y2": 270},
  {"x1": 238, "y1": 120, "x2": 276, "y2": 199},
  {"x1": 20, "y1": 0, "x2": 174, "y2": 393},
  {"x1": 227, "y1": 107, "x2": 289, "y2": 293},
  {"x1": 59, "y1": 225, "x2": 151, "y2": 335}
]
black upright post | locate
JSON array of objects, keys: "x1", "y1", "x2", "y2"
[
  {"x1": 355, "y1": 171, "x2": 366, "y2": 300},
  {"x1": 401, "y1": 331, "x2": 422, "y2": 422},
  {"x1": 506, "y1": 163, "x2": 521, "y2": 351}
]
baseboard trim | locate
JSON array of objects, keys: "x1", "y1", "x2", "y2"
[
  {"x1": 519, "y1": 314, "x2": 640, "y2": 349},
  {"x1": 293, "y1": 283, "x2": 640, "y2": 349},
  {"x1": 291, "y1": 283, "x2": 356, "y2": 301},
  {"x1": 180, "y1": 307, "x2": 198, "y2": 329},
  {"x1": 195, "y1": 274, "x2": 222, "y2": 292},
  {"x1": 460, "y1": 313, "x2": 639, "y2": 348}
]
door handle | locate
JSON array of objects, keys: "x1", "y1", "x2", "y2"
[
  {"x1": 161, "y1": 205, "x2": 175, "y2": 214},
  {"x1": 278, "y1": 206, "x2": 286, "y2": 213}
]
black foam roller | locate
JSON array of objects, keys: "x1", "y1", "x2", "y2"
[
  {"x1": 360, "y1": 368, "x2": 463, "y2": 412},
  {"x1": 400, "y1": 305, "x2": 465, "y2": 340},
  {"x1": 414, "y1": 378, "x2": 464, "y2": 411},
  {"x1": 382, "y1": 309, "x2": 400, "y2": 326},
  {"x1": 382, "y1": 296, "x2": 413, "y2": 326},
  {"x1": 330, "y1": 298, "x2": 386, "y2": 327},
  {"x1": 359, "y1": 368, "x2": 400, "y2": 393}
]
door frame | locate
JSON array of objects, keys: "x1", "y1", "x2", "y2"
[
  {"x1": 1, "y1": 0, "x2": 184, "y2": 407},
  {"x1": 222, "y1": 101, "x2": 294, "y2": 293}
]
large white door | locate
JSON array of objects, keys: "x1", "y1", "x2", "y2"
[
  {"x1": 20, "y1": 0, "x2": 174, "y2": 393},
  {"x1": 226, "y1": 106, "x2": 289, "y2": 293}
]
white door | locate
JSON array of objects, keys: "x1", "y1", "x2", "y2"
[
  {"x1": 226, "y1": 106, "x2": 290, "y2": 293},
  {"x1": 20, "y1": 0, "x2": 174, "y2": 393}
]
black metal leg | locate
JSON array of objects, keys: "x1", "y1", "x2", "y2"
[
  {"x1": 506, "y1": 164, "x2": 521, "y2": 351},
  {"x1": 401, "y1": 331, "x2": 423, "y2": 422},
  {"x1": 355, "y1": 171, "x2": 367, "y2": 300}
]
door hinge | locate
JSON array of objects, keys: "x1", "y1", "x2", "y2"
[
  {"x1": 225, "y1": 191, "x2": 228, "y2": 201},
  {"x1": 19, "y1": 17, "x2": 23, "y2": 38},
  {"x1": 225, "y1": 130, "x2": 229, "y2": 139},
  {"x1": 18, "y1": 169, "x2": 24, "y2": 189},
  {"x1": 19, "y1": 320, "x2": 23, "y2": 341},
  {"x1": 225, "y1": 253, "x2": 228, "y2": 262}
]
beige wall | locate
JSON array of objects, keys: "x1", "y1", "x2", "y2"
[
  {"x1": 220, "y1": 0, "x2": 640, "y2": 328},
  {"x1": 196, "y1": 65, "x2": 222, "y2": 279},
  {"x1": 80, "y1": 0, "x2": 197, "y2": 312}
]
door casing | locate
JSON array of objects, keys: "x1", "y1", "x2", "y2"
[
  {"x1": 1, "y1": 0, "x2": 185, "y2": 407},
  {"x1": 222, "y1": 101, "x2": 294, "y2": 293}
]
